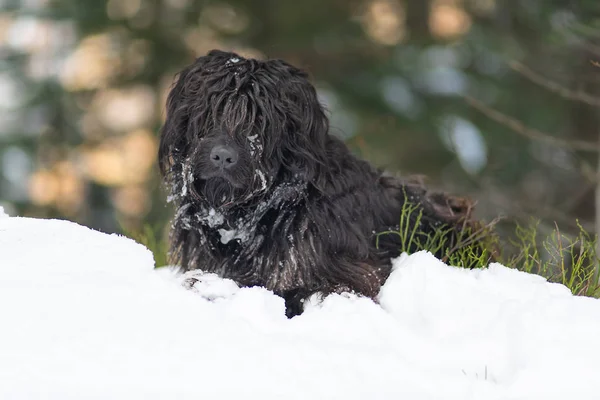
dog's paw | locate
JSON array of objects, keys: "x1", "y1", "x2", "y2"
[{"x1": 181, "y1": 270, "x2": 239, "y2": 301}]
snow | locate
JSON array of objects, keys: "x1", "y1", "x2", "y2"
[
  {"x1": 180, "y1": 160, "x2": 194, "y2": 198},
  {"x1": 1, "y1": 215, "x2": 600, "y2": 399},
  {"x1": 0, "y1": 205, "x2": 7, "y2": 218},
  {"x1": 247, "y1": 134, "x2": 263, "y2": 157},
  {"x1": 181, "y1": 270, "x2": 240, "y2": 300},
  {"x1": 255, "y1": 168, "x2": 267, "y2": 190},
  {"x1": 217, "y1": 226, "x2": 248, "y2": 244},
  {"x1": 201, "y1": 207, "x2": 225, "y2": 228}
]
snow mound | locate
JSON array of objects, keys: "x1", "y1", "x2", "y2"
[
  {"x1": 1, "y1": 215, "x2": 600, "y2": 400},
  {"x1": 0, "y1": 206, "x2": 8, "y2": 218}
]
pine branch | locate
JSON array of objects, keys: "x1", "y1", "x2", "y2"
[{"x1": 510, "y1": 61, "x2": 600, "y2": 107}]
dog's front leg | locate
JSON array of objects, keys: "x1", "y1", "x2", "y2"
[{"x1": 280, "y1": 288, "x2": 316, "y2": 318}]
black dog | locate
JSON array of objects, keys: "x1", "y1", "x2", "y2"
[{"x1": 159, "y1": 50, "x2": 480, "y2": 317}]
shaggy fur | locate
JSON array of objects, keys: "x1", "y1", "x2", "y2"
[{"x1": 159, "y1": 50, "x2": 478, "y2": 317}]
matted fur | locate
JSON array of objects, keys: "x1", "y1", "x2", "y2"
[{"x1": 159, "y1": 50, "x2": 478, "y2": 317}]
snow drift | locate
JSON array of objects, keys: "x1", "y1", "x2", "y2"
[{"x1": 1, "y1": 214, "x2": 600, "y2": 400}]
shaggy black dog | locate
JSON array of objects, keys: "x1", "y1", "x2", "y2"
[{"x1": 159, "y1": 50, "x2": 480, "y2": 317}]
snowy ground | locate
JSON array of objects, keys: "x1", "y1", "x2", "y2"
[{"x1": 1, "y1": 210, "x2": 600, "y2": 400}]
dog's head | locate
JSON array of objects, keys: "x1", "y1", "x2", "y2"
[{"x1": 159, "y1": 50, "x2": 329, "y2": 209}]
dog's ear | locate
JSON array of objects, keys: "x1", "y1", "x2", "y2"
[
  {"x1": 266, "y1": 61, "x2": 330, "y2": 186},
  {"x1": 158, "y1": 62, "x2": 195, "y2": 178}
]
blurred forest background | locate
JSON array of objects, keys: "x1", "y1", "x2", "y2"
[{"x1": 1, "y1": 0, "x2": 599, "y2": 256}]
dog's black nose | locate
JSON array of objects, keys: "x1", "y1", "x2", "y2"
[{"x1": 210, "y1": 145, "x2": 238, "y2": 169}]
